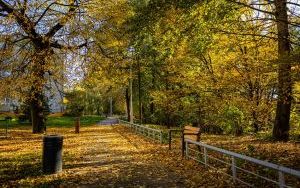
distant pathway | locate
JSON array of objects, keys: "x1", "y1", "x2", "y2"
[{"x1": 97, "y1": 117, "x2": 119, "y2": 125}]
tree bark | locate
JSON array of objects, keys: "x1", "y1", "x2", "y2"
[
  {"x1": 30, "y1": 50, "x2": 48, "y2": 134},
  {"x1": 31, "y1": 92, "x2": 46, "y2": 133},
  {"x1": 31, "y1": 86, "x2": 46, "y2": 133},
  {"x1": 273, "y1": 0, "x2": 292, "y2": 141},
  {"x1": 109, "y1": 97, "x2": 113, "y2": 117},
  {"x1": 252, "y1": 111, "x2": 259, "y2": 133},
  {"x1": 150, "y1": 64, "x2": 156, "y2": 116},
  {"x1": 75, "y1": 117, "x2": 80, "y2": 133}
]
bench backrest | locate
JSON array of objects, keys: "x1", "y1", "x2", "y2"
[{"x1": 183, "y1": 126, "x2": 201, "y2": 141}]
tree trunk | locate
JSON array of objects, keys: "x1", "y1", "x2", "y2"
[
  {"x1": 252, "y1": 111, "x2": 259, "y2": 133},
  {"x1": 31, "y1": 92, "x2": 46, "y2": 133},
  {"x1": 150, "y1": 64, "x2": 156, "y2": 116},
  {"x1": 30, "y1": 50, "x2": 48, "y2": 134},
  {"x1": 273, "y1": 0, "x2": 292, "y2": 141},
  {"x1": 75, "y1": 117, "x2": 80, "y2": 134},
  {"x1": 109, "y1": 97, "x2": 113, "y2": 117}
]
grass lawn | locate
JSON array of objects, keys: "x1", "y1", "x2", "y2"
[
  {"x1": 0, "y1": 115, "x2": 104, "y2": 130},
  {"x1": 46, "y1": 115, "x2": 104, "y2": 128}
]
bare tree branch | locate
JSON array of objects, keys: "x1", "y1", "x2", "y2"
[
  {"x1": 0, "y1": 12, "x2": 7, "y2": 17},
  {"x1": 226, "y1": 0, "x2": 275, "y2": 15},
  {"x1": 0, "y1": 0, "x2": 40, "y2": 40},
  {"x1": 50, "y1": 40, "x2": 89, "y2": 50},
  {"x1": 35, "y1": 2, "x2": 78, "y2": 27},
  {"x1": 45, "y1": 0, "x2": 78, "y2": 38}
]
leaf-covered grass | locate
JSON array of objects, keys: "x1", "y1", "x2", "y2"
[{"x1": 132, "y1": 124, "x2": 300, "y2": 169}]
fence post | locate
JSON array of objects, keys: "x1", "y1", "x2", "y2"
[
  {"x1": 203, "y1": 147, "x2": 208, "y2": 167},
  {"x1": 231, "y1": 157, "x2": 237, "y2": 183},
  {"x1": 278, "y1": 171, "x2": 285, "y2": 188},
  {"x1": 160, "y1": 131, "x2": 163, "y2": 144}
]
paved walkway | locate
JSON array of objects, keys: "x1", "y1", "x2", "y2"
[
  {"x1": 97, "y1": 118, "x2": 119, "y2": 125},
  {"x1": 62, "y1": 125, "x2": 190, "y2": 187}
]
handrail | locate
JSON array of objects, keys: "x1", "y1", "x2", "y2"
[
  {"x1": 119, "y1": 120, "x2": 161, "y2": 133},
  {"x1": 185, "y1": 139, "x2": 300, "y2": 187},
  {"x1": 119, "y1": 120, "x2": 163, "y2": 143},
  {"x1": 186, "y1": 139, "x2": 300, "y2": 177}
]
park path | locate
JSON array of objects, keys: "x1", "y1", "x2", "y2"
[
  {"x1": 97, "y1": 118, "x2": 119, "y2": 125},
  {"x1": 61, "y1": 125, "x2": 190, "y2": 187}
]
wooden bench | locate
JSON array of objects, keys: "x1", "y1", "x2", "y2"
[
  {"x1": 168, "y1": 126, "x2": 201, "y2": 157},
  {"x1": 182, "y1": 126, "x2": 201, "y2": 156}
]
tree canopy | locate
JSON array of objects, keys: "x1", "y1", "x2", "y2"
[{"x1": 1, "y1": 0, "x2": 299, "y2": 140}]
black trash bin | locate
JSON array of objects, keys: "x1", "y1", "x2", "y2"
[{"x1": 42, "y1": 135, "x2": 63, "y2": 174}]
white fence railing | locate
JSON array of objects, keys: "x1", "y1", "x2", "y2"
[
  {"x1": 185, "y1": 139, "x2": 300, "y2": 188},
  {"x1": 119, "y1": 120, "x2": 163, "y2": 143}
]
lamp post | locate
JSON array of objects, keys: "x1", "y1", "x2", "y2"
[
  {"x1": 129, "y1": 64, "x2": 133, "y2": 124},
  {"x1": 128, "y1": 47, "x2": 134, "y2": 124}
]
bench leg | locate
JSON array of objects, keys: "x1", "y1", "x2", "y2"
[{"x1": 182, "y1": 136, "x2": 185, "y2": 157}]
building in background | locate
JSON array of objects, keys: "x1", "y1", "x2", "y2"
[
  {"x1": 45, "y1": 78, "x2": 65, "y2": 113},
  {"x1": 0, "y1": 83, "x2": 65, "y2": 113},
  {"x1": 0, "y1": 98, "x2": 18, "y2": 112}
]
